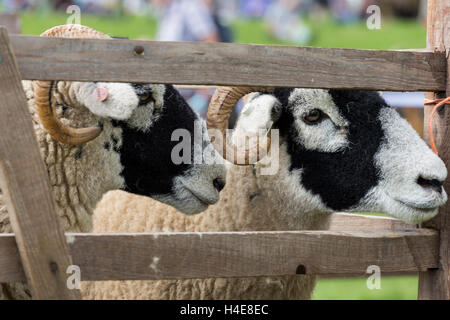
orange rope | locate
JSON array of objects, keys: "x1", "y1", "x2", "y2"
[{"x1": 424, "y1": 96, "x2": 450, "y2": 155}]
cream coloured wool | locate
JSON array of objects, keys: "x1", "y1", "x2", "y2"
[{"x1": 83, "y1": 153, "x2": 323, "y2": 299}]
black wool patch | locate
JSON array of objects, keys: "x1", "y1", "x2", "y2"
[
  {"x1": 74, "y1": 148, "x2": 83, "y2": 160},
  {"x1": 274, "y1": 89, "x2": 387, "y2": 211},
  {"x1": 110, "y1": 135, "x2": 120, "y2": 153},
  {"x1": 116, "y1": 85, "x2": 198, "y2": 197}
]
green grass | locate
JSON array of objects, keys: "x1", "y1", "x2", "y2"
[
  {"x1": 312, "y1": 276, "x2": 418, "y2": 300},
  {"x1": 20, "y1": 11, "x2": 157, "y2": 39},
  {"x1": 233, "y1": 17, "x2": 426, "y2": 49},
  {"x1": 306, "y1": 16, "x2": 426, "y2": 49},
  {"x1": 14, "y1": 10, "x2": 423, "y2": 300},
  {"x1": 18, "y1": 11, "x2": 426, "y2": 50}
]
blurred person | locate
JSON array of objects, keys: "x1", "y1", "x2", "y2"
[
  {"x1": 123, "y1": 0, "x2": 148, "y2": 16},
  {"x1": 212, "y1": 0, "x2": 238, "y2": 24},
  {"x1": 152, "y1": 0, "x2": 220, "y2": 119},
  {"x1": 153, "y1": 0, "x2": 219, "y2": 42},
  {"x1": 2, "y1": 0, "x2": 37, "y2": 12},
  {"x1": 206, "y1": 0, "x2": 235, "y2": 42},
  {"x1": 374, "y1": 0, "x2": 421, "y2": 19},
  {"x1": 418, "y1": 0, "x2": 426, "y2": 24},
  {"x1": 307, "y1": 0, "x2": 331, "y2": 22},
  {"x1": 239, "y1": 0, "x2": 272, "y2": 18},
  {"x1": 328, "y1": 0, "x2": 365, "y2": 23},
  {"x1": 50, "y1": 0, "x2": 73, "y2": 10},
  {"x1": 74, "y1": 0, "x2": 119, "y2": 14},
  {"x1": 206, "y1": 0, "x2": 241, "y2": 123},
  {"x1": 264, "y1": 0, "x2": 312, "y2": 45}
]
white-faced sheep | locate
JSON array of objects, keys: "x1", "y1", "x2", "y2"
[
  {"x1": 0, "y1": 25, "x2": 225, "y2": 299},
  {"x1": 83, "y1": 87, "x2": 447, "y2": 300}
]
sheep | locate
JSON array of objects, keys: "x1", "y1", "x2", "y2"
[
  {"x1": 83, "y1": 87, "x2": 447, "y2": 300},
  {"x1": 0, "y1": 24, "x2": 226, "y2": 299}
]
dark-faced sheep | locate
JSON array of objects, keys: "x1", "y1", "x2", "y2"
[{"x1": 0, "y1": 25, "x2": 225, "y2": 299}]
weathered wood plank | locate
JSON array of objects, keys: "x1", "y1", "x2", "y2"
[
  {"x1": 0, "y1": 229, "x2": 440, "y2": 282},
  {"x1": 0, "y1": 27, "x2": 80, "y2": 299},
  {"x1": 0, "y1": 13, "x2": 21, "y2": 34},
  {"x1": 419, "y1": 0, "x2": 450, "y2": 300},
  {"x1": 0, "y1": 234, "x2": 24, "y2": 282},
  {"x1": 329, "y1": 213, "x2": 410, "y2": 231},
  {"x1": 9, "y1": 35, "x2": 446, "y2": 91}
]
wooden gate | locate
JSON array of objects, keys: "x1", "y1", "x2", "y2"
[{"x1": 0, "y1": 1, "x2": 448, "y2": 299}]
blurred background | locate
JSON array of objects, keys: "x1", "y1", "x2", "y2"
[{"x1": 0, "y1": 0, "x2": 429, "y2": 300}]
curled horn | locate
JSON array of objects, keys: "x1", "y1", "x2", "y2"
[
  {"x1": 35, "y1": 25, "x2": 110, "y2": 145},
  {"x1": 206, "y1": 86, "x2": 275, "y2": 165}
]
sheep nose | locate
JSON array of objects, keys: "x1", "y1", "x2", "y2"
[
  {"x1": 417, "y1": 176, "x2": 444, "y2": 193},
  {"x1": 213, "y1": 178, "x2": 225, "y2": 192}
]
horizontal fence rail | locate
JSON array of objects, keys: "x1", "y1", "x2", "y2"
[
  {"x1": 328, "y1": 213, "x2": 410, "y2": 231},
  {"x1": 0, "y1": 227, "x2": 438, "y2": 283},
  {"x1": 10, "y1": 35, "x2": 447, "y2": 92}
]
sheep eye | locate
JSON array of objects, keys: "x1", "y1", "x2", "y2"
[
  {"x1": 138, "y1": 93, "x2": 154, "y2": 106},
  {"x1": 303, "y1": 109, "x2": 323, "y2": 124}
]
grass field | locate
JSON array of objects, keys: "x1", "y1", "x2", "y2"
[
  {"x1": 10, "y1": 9, "x2": 423, "y2": 300},
  {"x1": 17, "y1": 10, "x2": 427, "y2": 50},
  {"x1": 313, "y1": 276, "x2": 418, "y2": 300},
  {"x1": 234, "y1": 17, "x2": 426, "y2": 49}
]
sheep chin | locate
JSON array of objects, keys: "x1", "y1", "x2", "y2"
[
  {"x1": 151, "y1": 193, "x2": 210, "y2": 215},
  {"x1": 352, "y1": 186, "x2": 445, "y2": 225}
]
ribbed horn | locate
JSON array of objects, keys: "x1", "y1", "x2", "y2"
[
  {"x1": 35, "y1": 25, "x2": 110, "y2": 145},
  {"x1": 206, "y1": 86, "x2": 275, "y2": 165}
]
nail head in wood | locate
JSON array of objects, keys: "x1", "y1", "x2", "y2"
[
  {"x1": 134, "y1": 45, "x2": 144, "y2": 56},
  {"x1": 296, "y1": 264, "x2": 306, "y2": 274},
  {"x1": 49, "y1": 261, "x2": 58, "y2": 274}
]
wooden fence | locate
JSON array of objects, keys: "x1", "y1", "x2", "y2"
[{"x1": 0, "y1": 1, "x2": 448, "y2": 299}]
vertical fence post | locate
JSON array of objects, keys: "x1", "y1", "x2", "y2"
[
  {"x1": 418, "y1": 0, "x2": 450, "y2": 300},
  {"x1": 0, "y1": 27, "x2": 80, "y2": 299}
]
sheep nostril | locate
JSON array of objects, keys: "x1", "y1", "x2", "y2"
[
  {"x1": 213, "y1": 178, "x2": 225, "y2": 192},
  {"x1": 417, "y1": 176, "x2": 443, "y2": 193}
]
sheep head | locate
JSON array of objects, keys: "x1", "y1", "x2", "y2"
[
  {"x1": 207, "y1": 87, "x2": 448, "y2": 225},
  {"x1": 31, "y1": 25, "x2": 226, "y2": 215}
]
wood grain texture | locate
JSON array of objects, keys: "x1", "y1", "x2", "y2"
[
  {"x1": 0, "y1": 13, "x2": 21, "y2": 35},
  {"x1": 0, "y1": 212, "x2": 417, "y2": 282},
  {"x1": 419, "y1": 0, "x2": 450, "y2": 300},
  {"x1": 9, "y1": 35, "x2": 446, "y2": 91},
  {"x1": 0, "y1": 234, "x2": 24, "y2": 282},
  {"x1": 329, "y1": 213, "x2": 410, "y2": 231},
  {"x1": 0, "y1": 229, "x2": 440, "y2": 282},
  {"x1": 0, "y1": 27, "x2": 80, "y2": 299}
]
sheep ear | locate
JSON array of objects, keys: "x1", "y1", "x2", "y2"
[
  {"x1": 74, "y1": 82, "x2": 139, "y2": 120},
  {"x1": 235, "y1": 93, "x2": 281, "y2": 135}
]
